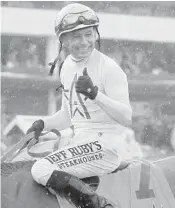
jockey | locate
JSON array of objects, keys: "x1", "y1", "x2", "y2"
[{"x1": 28, "y1": 3, "x2": 132, "y2": 208}]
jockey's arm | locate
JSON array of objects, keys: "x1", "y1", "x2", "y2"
[
  {"x1": 95, "y1": 66, "x2": 132, "y2": 127},
  {"x1": 43, "y1": 93, "x2": 72, "y2": 131}
]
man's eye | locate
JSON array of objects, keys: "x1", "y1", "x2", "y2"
[
  {"x1": 86, "y1": 33, "x2": 92, "y2": 37},
  {"x1": 73, "y1": 35, "x2": 80, "y2": 38}
]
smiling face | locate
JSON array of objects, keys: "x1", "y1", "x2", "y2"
[{"x1": 61, "y1": 27, "x2": 97, "y2": 59}]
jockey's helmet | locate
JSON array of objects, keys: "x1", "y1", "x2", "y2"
[{"x1": 55, "y1": 3, "x2": 99, "y2": 39}]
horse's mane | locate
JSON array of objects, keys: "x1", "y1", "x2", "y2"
[{"x1": 1, "y1": 160, "x2": 36, "y2": 176}]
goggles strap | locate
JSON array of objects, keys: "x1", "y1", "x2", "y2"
[{"x1": 48, "y1": 42, "x2": 63, "y2": 76}]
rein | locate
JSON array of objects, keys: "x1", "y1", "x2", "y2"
[{"x1": 27, "y1": 129, "x2": 61, "y2": 158}]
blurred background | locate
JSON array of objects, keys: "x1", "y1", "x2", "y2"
[{"x1": 1, "y1": 1, "x2": 175, "y2": 160}]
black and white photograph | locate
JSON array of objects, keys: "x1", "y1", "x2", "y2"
[{"x1": 1, "y1": 1, "x2": 175, "y2": 208}]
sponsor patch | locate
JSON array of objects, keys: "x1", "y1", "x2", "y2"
[{"x1": 44, "y1": 141, "x2": 104, "y2": 169}]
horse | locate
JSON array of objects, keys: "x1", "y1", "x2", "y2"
[{"x1": 1, "y1": 156, "x2": 175, "y2": 208}]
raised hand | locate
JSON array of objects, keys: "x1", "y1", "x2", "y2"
[
  {"x1": 26, "y1": 120, "x2": 44, "y2": 139},
  {"x1": 83, "y1": 67, "x2": 89, "y2": 76},
  {"x1": 75, "y1": 68, "x2": 98, "y2": 100}
]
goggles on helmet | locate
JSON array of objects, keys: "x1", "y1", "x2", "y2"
[{"x1": 55, "y1": 10, "x2": 99, "y2": 38}]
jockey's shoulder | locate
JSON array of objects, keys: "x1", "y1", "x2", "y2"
[{"x1": 96, "y1": 50, "x2": 126, "y2": 75}]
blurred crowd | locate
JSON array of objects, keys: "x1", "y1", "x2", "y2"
[
  {"x1": 2, "y1": 35, "x2": 175, "y2": 76},
  {"x1": 104, "y1": 41, "x2": 175, "y2": 76},
  {"x1": 1, "y1": 36, "x2": 46, "y2": 70},
  {"x1": 2, "y1": 1, "x2": 175, "y2": 17},
  {"x1": 133, "y1": 116, "x2": 175, "y2": 150}
]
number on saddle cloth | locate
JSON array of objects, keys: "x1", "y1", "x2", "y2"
[{"x1": 96, "y1": 159, "x2": 175, "y2": 208}]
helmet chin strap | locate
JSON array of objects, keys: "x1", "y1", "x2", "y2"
[
  {"x1": 48, "y1": 41, "x2": 63, "y2": 76},
  {"x1": 48, "y1": 56, "x2": 60, "y2": 76}
]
